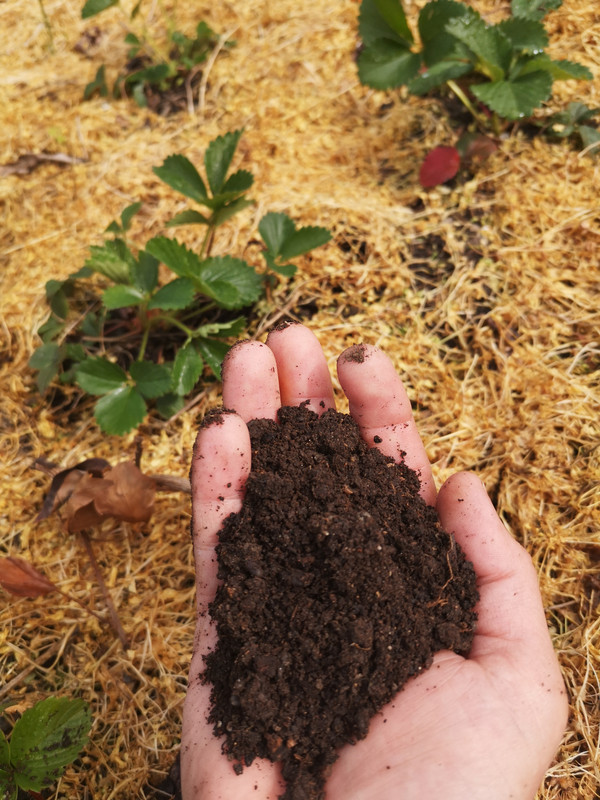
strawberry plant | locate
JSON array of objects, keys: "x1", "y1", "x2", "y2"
[
  {"x1": 0, "y1": 696, "x2": 91, "y2": 800},
  {"x1": 29, "y1": 130, "x2": 331, "y2": 435},
  {"x1": 81, "y1": 0, "x2": 232, "y2": 112},
  {"x1": 542, "y1": 101, "x2": 600, "y2": 155},
  {"x1": 357, "y1": 0, "x2": 593, "y2": 186}
]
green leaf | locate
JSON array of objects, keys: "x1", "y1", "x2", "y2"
[
  {"x1": 45, "y1": 282, "x2": 70, "y2": 319},
  {"x1": 80, "y1": 310, "x2": 103, "y2": 338},
  {"x1": 279, "y1": 226, "x2": 332, "y2": 261},
  {"x1": 83, "y1": 65, "x2": 108, "y2": 100},
  {"x1": 359, "y1": 0, "x2": 413, "y2": 46},
  {"x1": 357, "y1": 40, "x2": 421, "y2": 89},
  {"x1": 418, "y1": 0, "x2": 472, "y2": 65},
  {"x1": 211, "y1": 197, "x2": 255, "y2": 227},
  {"x1": 29, "y1": 343, "x2": 63, "y2": 393},
  {"x1": 510, "y1": 0, "x2": 562, "y2": 21},
  {"x1": 94, "y1": 386, "x2": 147, "y2": 435},
  {"x1": 221, "y1": 169, "x2": 254, "y2": 196},
  {"x1": 496, "y1": 18, "x2": 548, "y2": 54},
  {"x1": 579, "y1": 125, "x2": 600, "y2": 153},
  {"x1": 131, "y1": 82, "x2": 148, "y2": 107},
  {"x1": 408, "y1": 59, "x2": 473, "y2": 94},
  {"x1": 266, "y1": 260, "x2": 297, "y2": 278},
  {"x1": 38, "y1": 316, "x2": 64, "y2": 343},
  {"x1": 196, "y1": 257, "x2": 263, "y2": 309},
  {"x1": 65, "y1": 343, "x2": 86, "y2": 362},
  {"x1": 204, "y1": 130, "x2": 244, "y2": 195},
  {"x1": 258, "y1": 212, "x2": 296, "y2": 256},
  {"x1": 130, "y1": 361, "x2": 172, "y2": 399},
  {"x1": 373, "y1": 0, "x2": 414, "y2": 43},
  {"x1": 171, "y1": 345, "x2": 204, "y2": 395},
  {"x1": 85, "y1": 239, "x2": 135, "y2": 284},
  {"x1": 102, "y1": 284, "x2": 145, "y2": 310},
  {"x1": 153, "y1": 155, "x2": 208, "y2": 203},
  {"x1": 125, "y1": 63, "x2": 170, "y2": 87},
  {"x1": 148, "y1": 277, "x2": 195, "y2": 310},
  {"x1": 445, "y1": 14, "x2": 512, "y2": 80},
  {"x1": 120, "y1": 201, "x2": 142, "y2": 232},
  {"x1": 155, "y1": 392, "x2": 185, "y2": 418},
  {"x1": 81, "y1": 0, "x2": 118, "y2": 19},
  {"x1": 165, "y1": 209, "x2": 211, "y2": 228},
  {"x1": 9, "y1": 697, "x2": 91, "y2": 791},
  {"x1": 472, "y1": 70, "x2": 553, "y2": 119},
  {"x1": 76, "y1": 357, "x2": 129, "y2": 395},
  {"x1": 564, "y1": 102, "x2": 600, "y2": 124},
  {"x1": 519, "y1": 55, "x2": 592, "y2": 81},
  {"x1": 131, "y1": 250, "x2": 159, "y2": 294},
  {"x1": 196, "y1": 338, "x2": 230, "y2": 379},
  {"x1": 145, "y1": 236, "x2": 203, "y2": 279},
  {"x1": 193, "y1": 317, "x2": 247, "y2": 338},
  {"x1": 0, "y1": 735, "x2": 17, "y2": 800}
]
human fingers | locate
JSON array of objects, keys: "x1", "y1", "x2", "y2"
[
  {"x1": 190, "y1": 411, "x2": 250, "y2": 633},
  {"x1": 437, "y1": 472, "x2": 568, "y2": 699},
  {"x1": 183, "y1": 413, "x2": 284, "y2": 798},
  {"x1": 266, "y1": 323, "x2": 336, "y2": 413},
  {"x1": 337, "y1": 344, "x2": 436, "y2": 505},
  {"x1": 222, "y1": 340, "x2": 280, "y2": 422}
]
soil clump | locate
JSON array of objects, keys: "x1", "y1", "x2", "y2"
[{"x1": 202, "y1": 404, "x2": 478, "y2": 799}]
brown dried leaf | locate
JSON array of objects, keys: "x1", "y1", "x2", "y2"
[
  {"x1": 0, "y1": 152, "x2": 87, "y2": 178},
  {"x1": 63, "y1": 462, "x2": 156, "y2": 533},
  {"x1": 36, "y1": 458, "x2": 111, "y2": 521},
  {"x1": 0, "y1": 557, "x2": 57, "y2": 598}
]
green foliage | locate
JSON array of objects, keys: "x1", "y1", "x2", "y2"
[
  {"x1": 357, "y1": 0, "x2": 592, "y2": 122},
  {"x1": 29, "y1": 132, "x2": 331, "y2": 435},
  {"x1": 543, "y1": 101, "x2": 600, "y2": 154},
  {"x1": 0, "y1": 696, "x2": 91, "y2": 799},
  {"x1": 82, "y1": 1, "x2": 233, "y2": 109}
]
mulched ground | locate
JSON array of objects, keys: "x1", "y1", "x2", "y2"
[{"x1": 1, "y1": 1, "x2": 599, "y2": 798}]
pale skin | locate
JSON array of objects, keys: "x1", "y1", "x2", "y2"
[{"x1": 183, "y1": 323, "x2": 569, "y2": 800}]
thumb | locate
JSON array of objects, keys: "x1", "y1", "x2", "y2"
[{"x1": 436, "y1": 472, "x2": 559, "y2": 672}]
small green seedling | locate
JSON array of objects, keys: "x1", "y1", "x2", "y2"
[
  {"x1": 29, "y1": 131, "x2": 331, "y2": 435},
  {"x1": 0, "y1": 696, "x2": 92, "y2": 800},
  {"x1": 357, "y1": 0, "x2": 592, "y2": 125},
  {"x1": 81, "y1": 1, "x2": 231, "y2": 110},
  {"x1": 543, "y1": 101, "x2": 600, "y2": 154}
]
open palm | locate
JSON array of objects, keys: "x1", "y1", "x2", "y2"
[{"x1": 182, "y1": 323, "x2": 567, "y2": 800}]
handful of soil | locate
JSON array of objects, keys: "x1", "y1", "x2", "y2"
[{"x1": 202, "y1": 404, "x2": 478, "y2": 799}]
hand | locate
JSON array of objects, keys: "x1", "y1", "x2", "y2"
[{"x1": 182, "y1": 323, "x2": 568, "y2": 800}]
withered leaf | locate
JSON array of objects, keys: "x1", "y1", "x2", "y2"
[
  {"x1": 0, "y1": 557, "x2": 57, "y2": 598},
  {"x1": 0, "y1": 151, "x2": 87, "y2": 178},
  {"x1": 64, "y1": 462, "x2": 156, "y2": 533},
  {"x1": 36, "y1": 458, "x2": 111, "y2": 521}
]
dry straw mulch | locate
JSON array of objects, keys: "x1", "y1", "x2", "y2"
[{"x1": 1, "y1": 0, "x2": 599, "y2": 797}]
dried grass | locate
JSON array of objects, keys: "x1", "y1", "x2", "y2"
[{"x1": 1, "y1": 0, "x2": 599, "y2": 797}]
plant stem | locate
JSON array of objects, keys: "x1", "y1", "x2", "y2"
[
  {"x1": 154, "y1": 314, "x2": 193, "y2": 339},
  {"x1": 57, "y1": 588, "x2": 107, "y2": 624},
  {"x1": 80, "y1": 532, "x2": 129, "y2": 650},
  {"x1": 138, "y1": 313, "x2": 151, "y2": 361},
  {"x1": 446, "y1": 79, "x2": 489, "y2": 130},
  {"x1": 200, "y1": 223, "x2": 216, "y2": 259},
  {"x1": 37, "y1": 0, "x2": 55, "y2": 53}
]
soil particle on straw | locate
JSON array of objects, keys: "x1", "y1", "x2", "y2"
[{"x1": 202, "y1": 404, "x2": 478, "y2": 800}]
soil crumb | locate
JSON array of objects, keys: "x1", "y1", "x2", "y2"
[{"x1": 202, "y1": 404, "x2": 478, "y2": 799}]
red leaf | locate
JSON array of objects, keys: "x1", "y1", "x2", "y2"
[
  {"x1": 0, "y1": 557, "x2": 57, "y2": 598},
  {"x1": 419, "y1": 146, "x2": 461, "y2": 188}
]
